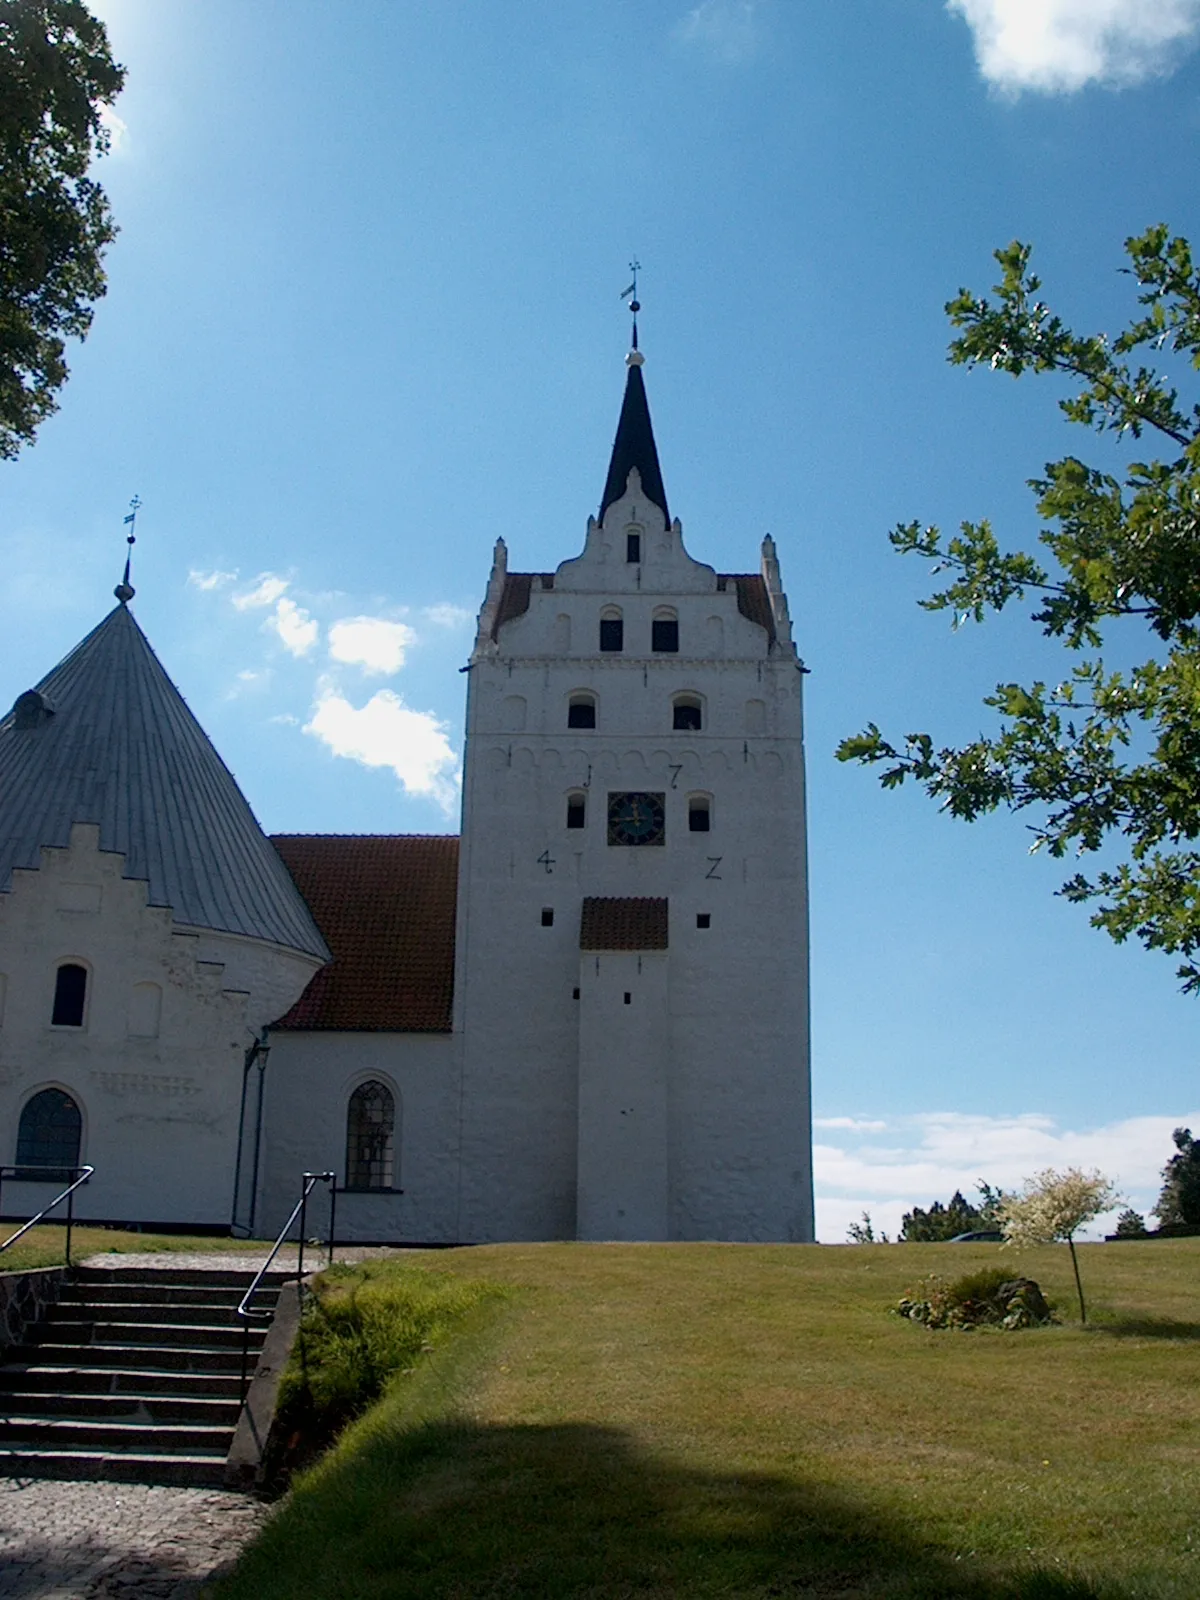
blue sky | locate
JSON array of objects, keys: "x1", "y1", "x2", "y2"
[{"x1": 4, "y1": 0, "x2": 1200, "y2": 1238}]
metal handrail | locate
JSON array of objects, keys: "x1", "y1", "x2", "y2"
[
  {"x1": 0, "y1": 1165, "x2": 94, "y2": 1268},
  {"x1": 236, "y1": 1170, "x2": 336, "y2": 1397}
]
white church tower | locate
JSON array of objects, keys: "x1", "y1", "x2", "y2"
[{"x1": 453, "y1": 332, "x2": 814, "y2": 1243}]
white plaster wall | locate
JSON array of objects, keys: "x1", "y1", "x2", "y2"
[
  {"x1": 576, "y1": 950, "x2": 669, "y2": 1240},
  {"x1": 255, "y1": 1030, "x2": 459, "y2": 1243},
  {"x1": 0, "y1": 824, "x2": 321, "y2": 1228},
  {"x1": 456, "y1": 475, "x2": 814, "y2": 1242}
]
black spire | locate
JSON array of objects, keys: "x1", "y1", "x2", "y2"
[{"x1": 599, "y1": 353, "x2": 670, "y2": 530}]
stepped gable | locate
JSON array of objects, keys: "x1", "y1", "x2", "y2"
[
  {"x1": 271, "y1": 834, "x2": 458, "y2": 1030},
  {"x1": 0, "y1": 603, "x2": 329, "y2": 961},
  {"x1": 718, "y1": 573, "x2": 777, "y2": 645}
]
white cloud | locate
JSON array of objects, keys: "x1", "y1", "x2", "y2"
[
  {"x1": 423, "y1": 603, "x2": 474, "y2": 630},
  {"x1": 676, "y1": 0, "x2": 760, "y2": 63},
  {"x1": 188, "y1": 568, "x2": 238, "y2": 592},
  {"x1": 305, "y1": 687, "x2": 459, "y2": 810},
  {"x1": 328, "y1": 616, "x2": 417, "y2": 675},
  {"x1": 232, "y1": 573, "x2": 290, "y2": 611},
  {"x1": 948, "y1": 0, "x2": 1200, "y2": 93},
  {"x1": 98, "y1": 103, "x2": 128, "y2": 155},
  {"x1": 269, "y1": 597, "x2": 319, "y2": 658},
  {"x1": 813, "y1": 1108, "x2": 1200, "y2": 1242}
]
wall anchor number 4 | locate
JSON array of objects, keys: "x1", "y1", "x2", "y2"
[{"x1": 537, "y1": 850, "x2": 556, "y2": 875}]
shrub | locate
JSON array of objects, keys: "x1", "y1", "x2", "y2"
[{"x1": 895, "y1": 1266, "x2": 1055, "y2": 1330}]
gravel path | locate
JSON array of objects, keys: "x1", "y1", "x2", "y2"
[
  {"x1": 78, "y1": 1246, "x2": 411, "y2": 1274},
  {"x1": 0, "y1": 1478, "x2": 266, "y2": 1598}
]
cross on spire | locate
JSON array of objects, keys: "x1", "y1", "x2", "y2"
[{"x1": 115, "y1": 495, "x2": 140, "y2": 604}]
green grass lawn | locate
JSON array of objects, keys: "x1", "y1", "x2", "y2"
[
  {"x1": 209, "y1": 1239, "x2": 1199, "y2": 1598},
  {"x1": 0, "y1": 1224, "x2": 273, "y2": 1272}
]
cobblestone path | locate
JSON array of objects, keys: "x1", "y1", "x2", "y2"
[{"x1": 0, "y1": 1478, "x2": 266, "y2": 1598}]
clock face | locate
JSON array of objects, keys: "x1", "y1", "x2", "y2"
[{"x1": 607, "y1": 791, "x2": 666, "y2": 846}]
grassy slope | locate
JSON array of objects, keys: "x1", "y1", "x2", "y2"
[
  {"x1": 215, "y1": 1240, "x2": 1200, "y2": 1600},
  {"x1": 0, "y1": 1225, "x2": 272, "y2": 1272}
]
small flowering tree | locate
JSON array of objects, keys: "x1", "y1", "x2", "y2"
[{"x1": 998, "y1": 1168, "x2": 1120, "y2": 1324}]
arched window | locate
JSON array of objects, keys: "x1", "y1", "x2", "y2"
[
  {"x1": 566, "y1": 790, "x2": 587, "y2": 829},
  {"x1": 345, "y1": 1080, "x2": 396, "y2": 1191},
  {"x1": 599, "y1": 607, "x2": 623, "y2": 653},
  {"x1": 568, "y1": 693, "x2": 597, "y2": 730},
  {"x1": 17, "y1": 1088, "x2": 82, "y2": 1174},
  {"x1": 51, "y1": 963, "x2": 88, "y2": 1028},
  {"x1": 652, "y1": 608, "x2": 679, "y2": 654},
  {"x1": 688, "y1": 794, "x2": 712, "y2": 833},
  {"x1": 672, "y1": 694, "x2": 703, "y2": 732}
]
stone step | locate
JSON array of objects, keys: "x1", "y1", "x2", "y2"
[
  {"x1": 36, "y1": 1319, "x2": 266, "y2": 1349},
  {"x1": 8, "y1": 1340, "x2": 250, "y2": 1372},
  {"x1": 73, "y1": 1267, "x2": 293, "y2": 1288},
  {"x1": 0, "y1": 1363, "x2": 243, "y2": 1398},
  {"x1": 47, "y1": 1300, "x2": 256, "y2": 1328},
  {"x1": 0, "y1": 1448, "x2": 227, "y2": 1488},
  {"x1": 0, "y1": 1415, "x2": 233, "y2": 1454},
  {"x1": 60, "y1": 1282, "x2": 280, "y2": 1309},
  {"x1": 0, "y1": 1390, "x2": 241, "y2": 1425}
]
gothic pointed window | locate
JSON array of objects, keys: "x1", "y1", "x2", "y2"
[
  {"x1": 16, "y1": 1088, "x2": 82, "y2": 1176},
  {"x1": 51, "y1": 963, "x2": 88, "y2": 1028},
  {"x1": 345, "y1": 1080, "x2": 396, "y2": 1191}
]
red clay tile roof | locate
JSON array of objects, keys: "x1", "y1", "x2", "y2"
[
  {"x1": 270, "y1": 835, "x2": 458, "y2": 1031},
  {"x1": 580, "y1": 896, "x2": 669, "y2": 951},
  {"x1": 719, "y1": 574, "x2": 776, "y2": 645}
]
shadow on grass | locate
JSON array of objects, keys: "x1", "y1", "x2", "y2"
[
  {"x1": 1086, "y1": 1314, "x2": 1200, "y2": 1342},
  {"x1": 215, "y1": 1420, "x2": 1116, "y2": 1600}
]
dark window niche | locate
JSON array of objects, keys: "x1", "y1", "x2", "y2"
[
  {"x1": 623, "y1": 992, "x2": 632, "y2": 1005},
  {"x1": 697, "y1": 913, "x2": 711, "y2": 929},
  {"x1": 541, "y1": 908, "x2": 554, "y2": 927},
  {"x1": 568, "y1": 700, "x2": 596, "y2": 729},
  {"x1": 566, "y1": 797, "x2": 586, "y2": 829},
  {"x1": 599, "y1": 618, "x2": 623, "y2": 652},
  {"x1": 626, "y1": 533, "x2": 641, "y2": 563},
  {"x1": 688, "y1": 804, "x2": 711, "y2": 833},
  {"x1": 652, "y1": 619, "x2": 679, "y2": 653},
  {"x1": 572, "y1": 986, "x2": 581, "y2": 1000},
  {"x1": 673, "y1": 702, "x2": 702, "y2": 732},
  {"x1": 51, "y1": 963, "x2": 87, "y2": 1027}
]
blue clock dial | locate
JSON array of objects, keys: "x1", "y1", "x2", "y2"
[{"x1": 607, "y1": 791, "x2": 666, "y2": 846}]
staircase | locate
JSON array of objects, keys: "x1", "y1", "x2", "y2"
[{"x1": 0, "y1": 1266, "x2": 289, "y2": 1486}]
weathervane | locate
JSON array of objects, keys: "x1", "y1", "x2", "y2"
[
  {"x1": 114, "y1": 494, "x2": 141, "y2": 604},
  {"x1": 620, "y1": 259, "x2": 642, "y2": 348}
]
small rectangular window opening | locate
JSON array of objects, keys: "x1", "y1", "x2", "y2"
[
  {"x1": 626, "y1": 533, "x2": 641, "y2": 563},
  {"x1": 652, "y1": 619, "x2": 679, "y2": 653},
  {"x1": 52, "y1": 964, "x2": 87, "y2": 1028},
  {"x1": 541, "y1": 908, "x2": 554, "y2": 926},
  {"x1": 572, "y1": 986, "x2": 581, "y2": 999},
  {"x1": 697, "y1": 913, "x2": 711, "y2": 929},
  {"x1": 566, "y1": 798, "x2": 586, "y2": 829},
  {"x1": 623, "y1": 992, "x2": 632, "y2": 1005},
  {"x1": 568, "y1": 700, "x2": 596, "y2": 729},
  {"x1": 688, "y1": 803, "x2": 710, "y2": 833},
  {"x1": 673, "y1": 703, "x2": 702, "y2": 732},
  {"x1": 599, "y1": 618, "x2": 623, "y2": 652}
]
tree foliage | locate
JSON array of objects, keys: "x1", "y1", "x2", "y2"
[
  {"x1": 900, "y1": 1182, "x2": 1003, "y2": 1241},
  {"x1": 837, "y1": 225, "x2": 1200, "y2": 992},
  {"x1": 1153, "y1": 1126, "x2": 1200, "y2": 1226},
  {"x1": 0, "y1": 0, "x2": 124, "y2": 458},
  {"x1": 999, "y1": 1166, "x2": 1119, "y2": 1323}
]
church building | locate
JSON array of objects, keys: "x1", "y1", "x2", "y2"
[{"x1": 0, "y1": 341, "x2": 814, "y2": 1245}]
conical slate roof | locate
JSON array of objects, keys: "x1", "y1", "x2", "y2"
[
  {"x1": 0, "y1": 602, "x2": 330, "y2": 961},
  {"x1": 599, "y1": 357, "x2": 670, "y2": 529}
]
